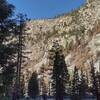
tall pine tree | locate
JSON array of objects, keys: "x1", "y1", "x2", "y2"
[
  {"x1": 0, "y1": 0, "x2": 16, "y2": 97},
  {"x1": 90, "y1": 59, "x2": 100, "y2": 100},
  {"x1": 28, "y1": 71, "x2": 39, "y2": 99},
  {"x1": 71, "y1": 66, "x2": 80, "y2": 100},
  {"x1": 79, "y1": 69, "x2": 87, "y2": 99},
  {"x1": 49, "y1": 41, "x2": 69, "y2": 100}
]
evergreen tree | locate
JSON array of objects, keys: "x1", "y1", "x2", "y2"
[
  {"x1": 79, "y1": 69, "x2": 88, "y2": 99},
  {"x1": 28, "y1": 71, "x2": 39, "y2": 99},
  {"x1": 90, "y1": 59, "x2": 100, "y2": 100},
  {"x1": 0, "y1": 0, "x2": 29, "y2": 98},
  {"x1": 95, "y1": 71, "x2": 100, "y2": 98},
  {"x1": 49, "y1": 41, "x2": 69, "y2": 100},
  {"x1": 0, "y1": 1, "x2": 29, "y2": 98},
  {"x1": 39, "y1": 67, "x2": 48, "y2": 99},
  {"x1": 0, "y1": 0, "x2": 17, "y2": 97},
  {"x1": 71, "y1": 66, "x2": 80, "y2": 100},
  {"x1": 0, "y1": 0, "x2": 14, "y2": 21},
  {"x1": 41, "y1": 77, "x2": 47, "y2": 100},
  {"x1": 20, "y1": 75, "x2": 25, "y2": 98},
  {"x1": 13, "y1": 14, "x2": 30, "y2": 99}
]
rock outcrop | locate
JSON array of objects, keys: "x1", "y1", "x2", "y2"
[{"x1": 22, "y1": 0, "x2": 100, "y2": 93}]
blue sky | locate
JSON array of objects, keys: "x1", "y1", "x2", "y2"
[{"x1": 8, "y1": 0, "x2": 86, "y2": 19}]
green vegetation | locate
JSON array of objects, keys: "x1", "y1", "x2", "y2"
[
  {"x1": 28, "y1": 71, "x2": 39, "y2": 99},
  {"x1": 49, "y1": 41, "x2": 70, "y2": 100},
  {"x1": 0, "y1": 0, "x2": 16, "y2": 97}
]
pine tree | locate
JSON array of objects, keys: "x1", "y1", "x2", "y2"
[
  {"x1": 41, "y1": 77, "x2": 47, "y2": 100},
  {"x1": 0, "y1": 1, "x2": 29, "y2": 98},
  {"x1": 39, "y1": 67, "x2": 48, "y2": 99},
  {"x1": 79, "y1": 69, "x2": 88, "y2": 99},
  {"x1": 0, "y1": 1, "x2": 30, "y2": 98},
  {"x1": 95, "y1": 71, "x2": 100, "y2": 98},
  {"x1": 49, "y1": 41, "x2": 69, "y2": 100},
  {"x1": 20, "y1": 75, "x2": 25, "y2": 98},
  {"x1": 90, "y1": 59, "x2": 100, "y2": 100},
  {"x1": 0, "y1": 0, "x2": 16, "y2": 97},
  {"x1": 28, "y1": 71, "x2": 39, "y2": 99},
  {"x1": 71, "y1": 66, "x2": 80, "y2": 100},
  {"x1": 0, "y1": 0, "x2": 14, "y2": 21},
  {"x1": 14, "y1": 14, "x2": 30, "y2": 99}
]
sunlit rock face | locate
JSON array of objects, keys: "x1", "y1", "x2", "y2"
[
  {"x1": 89, "y1": 34, "x2": 100, "y2": 55},
  {"x1": 21, "y1": 0, "x2": 100, "y2": 94},
  {"x1": 88, "y1": 33, "x2": 100, "y2": 72}
]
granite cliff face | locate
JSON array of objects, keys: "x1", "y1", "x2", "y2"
[{"x1": 22, "y1": 0, "x2": 100, "y2": 84}]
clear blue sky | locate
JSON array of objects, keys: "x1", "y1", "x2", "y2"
[{"x1": 8, "y1": 0, "x2": 86, "y2": 19}]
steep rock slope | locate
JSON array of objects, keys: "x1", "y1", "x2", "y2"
[{"x1": 23, "y1": 0, "x2": 100, "y2": 79}]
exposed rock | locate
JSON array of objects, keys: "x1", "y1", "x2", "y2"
[{"x1": 22, "y1": 0, "x2": 100, "y2": 94}]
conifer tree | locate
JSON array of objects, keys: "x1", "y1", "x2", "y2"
[
  {"x1": 20, "y1": 75, "x2": 25, "y2": 98},
  {"x1": 28, "y1": 71, "x2": 39, "y2": 99},
  {"x1": 90, "y1": 59, "x2": 100, "y2": 100},
  {"x1": 95, "y1": 71, "x2": 100, "y2": 98},
  {"x1": 71, "y1": 66, "x2": 80, "y2": 100},
  {"x1": 0, "y1": 0, "x2": 16, "y2": 97},
  {"x1": 0, "y1": 0, "x2": 14, "y2": 21},
  {"x1": 0, "y1": 1, "x2": 29, "y2": 98},
  {"x1": 79, "y1": 69, "x2": 88, "y2": 99},
  {"x1": 0, "y1": 1, "x2": 30, "y2": 99},
  {"x1": 13, "y1": 14, "x2": 30, "y2": 99},
  {"x1": 41, "y1": 77, "x2": 47, "y2": 100},
  {"x1": 49, "y1": 41, "x2": 69, "y2": 100}
]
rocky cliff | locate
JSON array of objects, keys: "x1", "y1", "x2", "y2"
[{"x1": 22, "y1": 0, "x2": 100, "y2": 85}]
